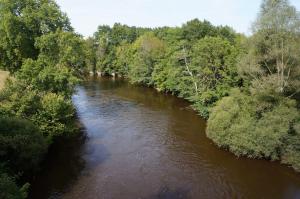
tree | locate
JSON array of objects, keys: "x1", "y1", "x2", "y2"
[
  {"x1": 35, "y1": 30, "x2": 87, "y2": 73},
  {"x1": 16, "y1": 59, "x2": 79, "y2": 97},
  {"x1": 239, "y1": 0, "x2": 300, "y2": 97},
  {"x1": 182, "y1": 19, "x2": 216, "y2": 42},
  {"x1": 207, "y1": 0, "x2": 300, "y2": 171},
  {"x1": 114, "y1": 42, "x2": 133, "y2": 76},
  {"x1": 0, "y1": 0, "x2": 72, "y2": 72},
  {"x1": 190, "y1": 37, "x2": 239, "y2": 117},
  {"x1": 0, "y1": 0, "x2": 83, "y2": 197},
  {"x1": 128, "y1": 33, "x2": 165, "y2": 85},
  {"x1": 0, "y1": 81, "x2": 76, "y2": 139},
  {"x1": 0, "y1": 172, "x2": 28, "y2": 199},
  {"x1": 0, "y1": 117, "x2": 47, "y2": 173},
  {"x1": 85, "y1": 37, "x2": 98, "y2": 74}
]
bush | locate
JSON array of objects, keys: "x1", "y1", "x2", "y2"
[
  {"x1": 0, "y1": 172, "x2": 29, "y2": 199},
  {"x1": 0, "y1": 81, "x2": 41, "y2": 118},
  {"x1": 207, "y1": 89, "x2": 300, "y2": 170},
  {"x1": 17, "y1": 59, "x2": 79, "y2": 98},
  {"x1": 34, "y1": 92, "x2": 76, "y2": 138},
  {"x1": 282, "y1": 122, "x2": 300, "y2": 171},
  {"x1": 0, "y1": 81, "x2": 76, "y2": 140},
  {"x1": 0, "y1": 117, "x2": 47, "y2": 174}
]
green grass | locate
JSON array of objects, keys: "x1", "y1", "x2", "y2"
[{"x1": 0, "y1": 70, "x2": 9, "y2": 90}]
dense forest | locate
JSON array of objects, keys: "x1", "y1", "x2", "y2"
[{"x1": 0, "y1": 0, "x2": 299, "y2": 198}]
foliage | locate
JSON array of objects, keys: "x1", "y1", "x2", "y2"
[
  {"x1": 189, "y1": 37, "x2": 240, "y2": 117},
  {"x1": 0, "y1": 117, "x2": 45, "y2": 199},
  {"x1": 181, "y1": 19, "x2": 236, "y2": 44},
  {"x1": 128, "y1": 33, "x2": 166, "y2": 85},
  {"x1": 239, "y1": 0, "x2": 300, "y2": 96},
  {"x1": 207, "y1": 90, "x2": 299, "y2": 163},
  {"x1": 91, "y1": 23, "x2": 149, "y2": 74},
  {"x1": 17, "y1": 59, "x2": 79, "y2": 97},
  {"x1": 0, "y1": 0, "x2": 86, "y2": 197},
  {"x1": 114, "y1": 42, "x2": 133, "y2": 76},
  {"x1": 35, "y1": 30, "x2": 87, "y2": 72},
  {"x1": 0, "y1": 70, "x2": 10, "y2": 90},
  {"x1": 89, "y1": 20, "x2": 241, "y2": 118},
  {"x1": 0, "y1": 0, "x2": 72, "y2": 72},
  {"x1": 0, "y1": 172, "x2": 29, "y2": 199},
  {"x1": 85, "y1": 37, "x2": 98, "y2": 73},
  {"x1": 207, "y1": 0, "x2": 300, "y2": 171},
  {"x1": 0, "y1": 81, "x2": 76, "y2": 139},
  {"x1": 0, "y1": 117, "x2": 47, "y2": 174},
  {"x1": 34, "y1": 92, "x2": 76, "y2": 138}
]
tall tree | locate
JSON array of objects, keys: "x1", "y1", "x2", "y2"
[
  {"x1": 129, "y1": 33, "x2": 165, "y2": 85},
  {"x1": 0, "y1": 0, "x2": 72, "y2": 72},
  {"x1": 207, "y1": 0, "x2": 300, "y2": 172},
  {"x1": 239, "y1": 0, "x2": 300, "y2": 98}
]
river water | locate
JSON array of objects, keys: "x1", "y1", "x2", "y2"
[{"x1": 30, "y1": 77, "x2": 300, "y2": 199}]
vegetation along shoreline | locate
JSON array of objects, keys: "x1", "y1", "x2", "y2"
[{"x1": 0, "y1": 0, "x2": 299, "y2": 198}]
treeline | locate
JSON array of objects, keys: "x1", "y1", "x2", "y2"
[
  {"x1": 86, "y1": 20, "x2": 241, "y2": 118},
  {"x1": 0, "y1": 0, "x2": 87, "y2": 198},
  {"x1": 86, "y1": 0, "x2": 300, "y2": 171},
  {"x1": 0, "y1": 0, "x2": 299, "y2": 198}
]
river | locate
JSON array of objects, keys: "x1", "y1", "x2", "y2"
[{"x1": 29, "y1": 77, "x2": 300, "y2": 199}]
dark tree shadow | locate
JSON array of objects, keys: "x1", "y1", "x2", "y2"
[
  {"x1": 146, "y1": 186, "x2": 190, "y2": 199},
  {"x1": 28, "y1": 128, "x2": 88, "y2": 199}
]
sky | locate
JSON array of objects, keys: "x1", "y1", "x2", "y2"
[{"x1": 55, "y1": 0, "x2": 300, "y2": 37}]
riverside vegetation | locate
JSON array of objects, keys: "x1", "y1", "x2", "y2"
[
  {"x1": 0, "y1": 0, "x2": 87, "y2": 198},
  {"x1": 0, "y1": 0, "x2": 299, "y2": 198},
  {"x1": 86, "y1": 0, "x2": 300, "y2": 172}
]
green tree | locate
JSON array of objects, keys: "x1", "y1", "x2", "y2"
[
  {"x1": 114, "y1": 42, "x2": 133, "y2": 76},
  {"x1": 35, "y1": 30, "x2": 87, "y2": 73},
  {"x1": 0, "y1": 81, "x2": 76, "y2": 139},
  {"x1": 17, "y1": 59, "x2": 79, "y2": 97},
  {"x1": 189, "y1": 37, "x2": 239, "y2": 117},
  {"x1": 85, "y1": 37, "x2": 98, "y2": 74},
  {"x1": 0, "y1": 0, "x2": 72, "y2": 72},
  {"x1": 239, "y1": 0, "x2": 300, "y2": 97},
  {"x1": 0, "y1": 172, "x2": 28, "y2": 199},
  {"x1": 128, "y1": 33, "x2": 166, "y2": 85},
  {"x1": 207, "y1": 0, "x2": 300, "y2": 171},
  {"x1": 182, "y1": 19, "x2": 216, "y2": 42},
  {"x1": 0, "y1": 117, "x2": 47, "y2": 174}
]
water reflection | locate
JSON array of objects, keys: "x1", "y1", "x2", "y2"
[{"x1": 29, "y1": 132, "x2": 87, "y2": 199}]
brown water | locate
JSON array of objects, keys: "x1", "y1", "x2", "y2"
[{"x1": 30, "y1": 77, "x2": 300, "y2": 199}]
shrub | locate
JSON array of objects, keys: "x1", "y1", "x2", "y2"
[
  {"x1": 0, "y1": 172, "x2": 29, "y2": 199},
  {"x1": 0, "y1": 117, "x2": 47, "y2": 174},
  {"x1": 34, "y1": 92, "x2": 76, "y2": 138},
  {"x1": 207, "y1": 89, "x2": 300, "y2": 170},
  {"x1": 0, "y1": 81, "x2": 76, "y2": 140}
]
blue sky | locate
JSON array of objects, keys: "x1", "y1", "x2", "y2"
[{"x1": 56, "y1": 0, "x2": 300, "y2": 37}]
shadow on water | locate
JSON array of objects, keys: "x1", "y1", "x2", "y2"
[
  {"x1": 29, "y1": 79, "x2": 113, "y2": 199},
  {"x1": 29, "y1": 135, "x2": 112, "y2": 199},
  {"x1": 28, "y1": 127, "x2": 87, "y2": 199},
  {"x1": 146, "y1": 187, "x2": 190, "y2": 199}
]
